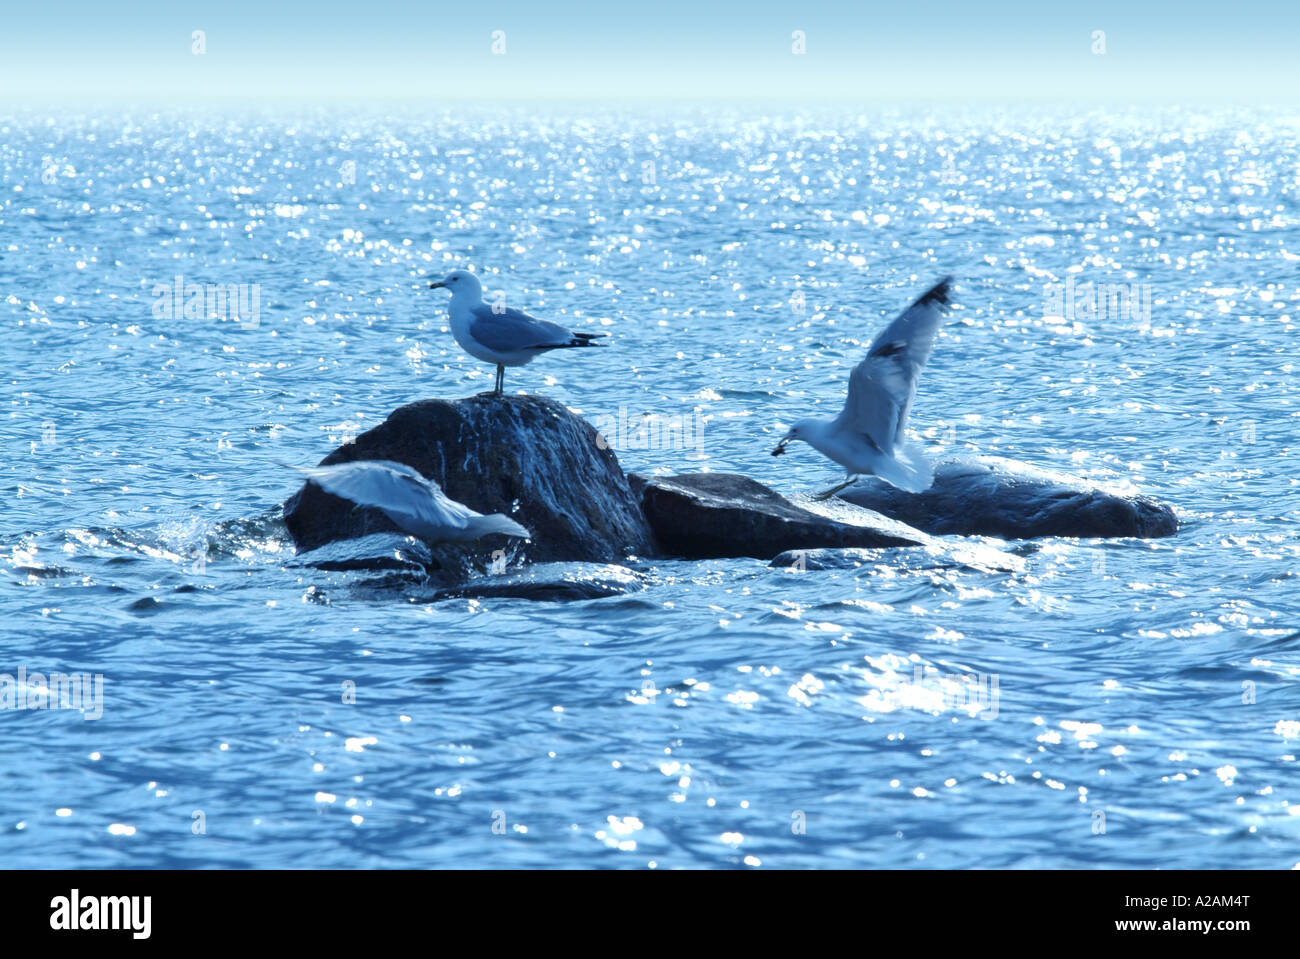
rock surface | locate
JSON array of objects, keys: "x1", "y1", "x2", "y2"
[
  {"x1": 283, "y1": 394, "x2": 656, "y2": 566},
  {"x1": 629, "y1": 472, "x2": 926, "y2": 561},
  {"x1": 836, "y1": 455, "x2": 1178, "y2": 540}
]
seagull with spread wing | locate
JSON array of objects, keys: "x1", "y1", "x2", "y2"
[
  {"x1": 771, "y1": 276, "x2": 954, "y2": 499},
  {"x1": 428, "y1": 269, "x2": 606, "y2": 395},
  {"x1": 284, "y1": 460, "x2": 530, "y2": 543}
]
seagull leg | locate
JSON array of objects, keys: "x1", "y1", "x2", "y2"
[
  {"x1": 812, "y1": 475, "x2": 861, "y2": 501},
  {"x1": 494, "y1": 364, "x2": 504, "y2": 395}
]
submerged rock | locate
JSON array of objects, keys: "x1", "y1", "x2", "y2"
[
  {"x1": 290, "y1": 532, "x2": 431, "y2": 575},
  {"x1": 283, "y1": 394, "x2": 656, "y2": 565},
  {"x1": 770, "y1": 541, "x2": 1025, "y2": 575},
  {"x1": 629, "y1": 472, "x2": 925, "y2": 561},
  {"x1": 836, "y1": 455, "x2": 1178, "y2": 540},
  {"x1": 432, "y1": 562, "x2": 647, "y2": 602}
]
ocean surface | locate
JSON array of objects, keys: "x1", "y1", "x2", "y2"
[{"x1": 2, "y1": 103, "x2": 1298, "y2": 868}]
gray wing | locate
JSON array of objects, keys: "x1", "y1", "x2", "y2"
[
  {"x1": 293, "y1": 460, "x2": 477, "y2": 537},
  {"x1": 839, "y1": 277, "x2": 953, "y2": 455},
  {"x1": 468, "y1": 304, "x2": 583, "y2": 353}
]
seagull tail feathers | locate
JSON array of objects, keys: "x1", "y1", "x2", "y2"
[
  {"x1": 548, "y1": 331, "x2": 607, "y2": 349},
  {"x1": 876, "y1": 441, "x2": 934, "y2": 493}
]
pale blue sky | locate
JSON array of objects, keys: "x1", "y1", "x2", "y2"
[{"x1": 3, "y1": 1, "x2": 1296, "y2": 103}]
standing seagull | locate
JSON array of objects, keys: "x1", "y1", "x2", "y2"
[
  {"x1": 284, "y1": 460, "x2": 530, "y2": 542},
  {"x1": 428, "y1": 269, "x2": 606, "y2": 395},
  {"x1": 772, "y1": 276, "x2": 954, "y2": 499}
]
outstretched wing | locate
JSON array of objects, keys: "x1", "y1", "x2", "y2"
[
  {"x1": 838, "y1": 277, "x2": 953, "y2": 455},
  {"x1": 291, "y1": 460, "x2": 476, "y2": 537},
  {"x1": 290, "y1": 460, "x2": 420, "y2": 505},
  {"x1": 468, "y1": 304, "x2": 585, "y2": 353}
]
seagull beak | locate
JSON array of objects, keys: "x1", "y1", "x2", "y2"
[
  {"x1": 772, "y1": 435, "x2": 792, "y2": 456},
  {"x1": 428, "y1": 280, "x2": 445, "y2": 289}
]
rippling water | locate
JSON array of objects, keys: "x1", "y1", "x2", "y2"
[{"x1": 3, "y1": 103, "x2": 1298, "y2": 868}]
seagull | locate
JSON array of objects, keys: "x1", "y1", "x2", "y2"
[
  {"x1": 428, "y1": 269, "x2": 606, "y2": 395},
  {"x1": 771, "y1": 276, "x2": 954, "y2": 499},
  {"x1": 284, "y1": 459, "x2": 530, "y2": 542}
]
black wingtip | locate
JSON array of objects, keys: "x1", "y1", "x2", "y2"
[{"x1": 916, "y1": 276, "x2": 954, "y2": 309}]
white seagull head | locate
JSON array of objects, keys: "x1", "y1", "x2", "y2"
[
  {"x1": 428, "y1": 268, "x2": 482, "y2": 299},
  {"x1": 771, "y1": 418, "x2": 824, "y2": 456}
]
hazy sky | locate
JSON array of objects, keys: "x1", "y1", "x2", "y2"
[{"x1": 3, "y1": 1, "x2": 1296, "y2": 103}]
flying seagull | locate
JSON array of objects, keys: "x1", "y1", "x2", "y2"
[
  {"x1": 772, "y1": 276, "x2": 954, "y2": 500},
  {"x1": 285, "y1": 459, "x2": 530, "y2": 542},
  {"x1": 428, "y1": 269, "x2": 606, "y2": 395}
]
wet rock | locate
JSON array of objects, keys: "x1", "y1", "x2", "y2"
[
  {"x1": 628, "y1": 472, "x2": 926, "y2": 561},
  {"x1": 283, "y1": 394, "x2": 656, "y2": 565},
  {"x1": 432, "y1": 562, "x2": 647, "y2": 602},
  {"x1": 836, "y1": 456, "x2": 1178, "y2": 540},
  {"x1": 290, "y1": 532, "x2": 431, "y2": 575}
]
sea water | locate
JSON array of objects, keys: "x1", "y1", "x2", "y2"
[{"x1": 2, "y1": 103, "x2": 1297, "y2": 867}]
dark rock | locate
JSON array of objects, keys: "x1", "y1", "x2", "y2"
[
  {"x1": 837, "y1": 455, "x2": 1178, "y2": 540},
  {"x1": 628, "y1": 472, "x2": 926, "y2": 561},
  {"x1": 283, "y1": 394, "x2": 656, "y2": 565},
  {"x1": 432, "y1": 563, "x2": 646, "y2": 602}
]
